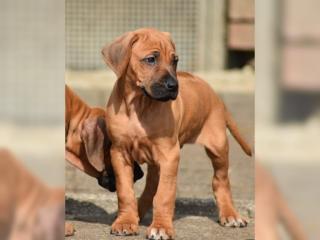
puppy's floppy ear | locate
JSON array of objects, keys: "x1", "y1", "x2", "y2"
[
  {"x1": 102, "y1": 31, "x2": 139, "y2": 78},
  {"x1": 81, "y1": 117, "x2": 106, "y2": 172}
]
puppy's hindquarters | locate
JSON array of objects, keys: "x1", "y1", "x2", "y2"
[{"x1": 194, "y1": 110, "x2": 248, "y2": 227}]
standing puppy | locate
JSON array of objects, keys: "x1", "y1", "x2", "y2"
[{"x1": 102, "y1": 28, "x2": 252, "y2": 239}]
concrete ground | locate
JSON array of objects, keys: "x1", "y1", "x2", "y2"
[{"x1": 66, "y1": 70, "x2": 255, "y2": 240}]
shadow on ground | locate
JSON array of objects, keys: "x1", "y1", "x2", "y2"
[{"x1": 66, "y1": 197, "x2": 219, "y2": 226}]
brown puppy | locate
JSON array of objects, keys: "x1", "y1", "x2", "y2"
[
  {"x1": 102, "y1": 28, "x2": 252, "y2": 239},
  {"x1": 256, "y1": 162, "x2": 306, "y2": 240},
  {"x1": 0, "y1": 149, "x2": 64, "y2": 240},
  {"x1": 65, "y1": 85, "x2": 143, "y2": 192}
]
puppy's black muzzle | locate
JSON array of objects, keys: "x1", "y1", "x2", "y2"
[
  {"x1": 145, "y1": 75, "x2": 178, "y2": 102},
  {"x1": 97, "y1": 161, "x2": 144, "y2": 192},
  {"x1": 164, "y1": 76, "x2": 178, "y2": 92}
]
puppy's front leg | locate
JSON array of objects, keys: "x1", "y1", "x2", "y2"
[
  {"x1": 147, "y1": 144, "x2": 179, "y2": 240},
  {"x1": 110, "y1": 146, "x2": 139, "y2": 236}
]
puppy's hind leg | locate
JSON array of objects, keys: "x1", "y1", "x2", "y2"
[
  {"x1": 138, "y1": 165, "x2": 159, "y2": 221},
  {"x1": 198, "y1": 127, "x2": 247, "y2": 228}
]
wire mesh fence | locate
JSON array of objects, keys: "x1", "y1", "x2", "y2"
[{"x1": 66, "y1": 0, "x2": 201, "y2": 71}]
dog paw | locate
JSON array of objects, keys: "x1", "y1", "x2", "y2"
[
  {"x1": 64, "y1": 222, "x2": 75, "y2": 236},
  {"x1": 219, "y1": 214, "x2": 247, "y2": 228},
  {"x1": 110, "y1": 219, "x2": 139, "y2": 236},
  {"x1": 146, "y1": 224, "x2": 174, "y2": 240}
]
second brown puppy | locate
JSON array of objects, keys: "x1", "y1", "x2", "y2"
[{"x1": 65, "y1": 85, "x2": 143, "y2": 192}]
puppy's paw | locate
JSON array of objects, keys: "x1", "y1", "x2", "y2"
[
  {"x1": 219, "y1": 211, "x2": 247, "y2": 228},
  {"x1": 64, "y1": 222, "x2": 75, "y2": 236},
  {"x1": 147, "y1": 223, "x2": 174, "y2": 240},
  {"x1": 111, "y1": 218, "x2": 139, "y2": 236}
]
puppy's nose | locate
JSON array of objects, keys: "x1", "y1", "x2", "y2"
[{"x1": 164, "y1": 76, "x2": 178, "y2": 91}]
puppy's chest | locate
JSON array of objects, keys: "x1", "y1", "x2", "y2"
[
  {"x1": 124, "y1": 136, "x2": 156, "y2": 164},
  {"x1": 109, "y1": 119, "x2": 157, "y2": 164}
]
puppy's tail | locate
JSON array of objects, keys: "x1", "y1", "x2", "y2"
[{"x1": 225, "y1": 110, "x2": 252, "y2": 156}]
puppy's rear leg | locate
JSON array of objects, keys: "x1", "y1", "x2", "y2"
[
  {"x1": 138, "y1": 165, "x2": 159, "y2": 220},
  {"x1": 201, "y1": 133, "x2": 247, "y2": 228}
]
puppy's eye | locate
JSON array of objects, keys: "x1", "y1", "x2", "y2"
[{"x1": 143, "y1": 55, "x2": 156, "y2": 65}]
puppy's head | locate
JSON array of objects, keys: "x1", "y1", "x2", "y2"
[{"x1": 102, "y1": 28, "x2": 179, "y2": 102}]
